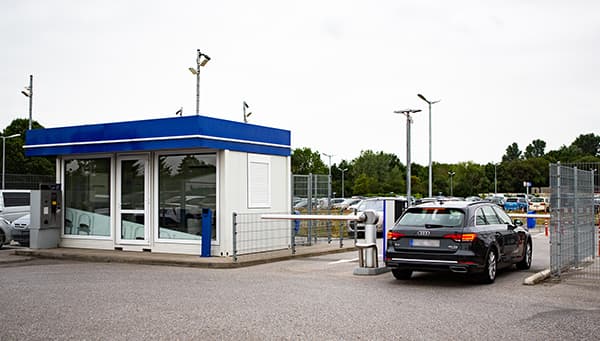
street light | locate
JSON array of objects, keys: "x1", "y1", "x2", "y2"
[
  {"x1": 189, "y1": 49, "x2": 211, "y2": 115},
  {"x1": 448, "y1": 171, "x2": 456, "y2": 197},
  {"x1": 339, "y1": 167, "x2": 348, "y2": 198},
  {"x1": 494, "y1": 163, "x2": 498, "y2": 195},
  {"x1": 394, "y1": 108, "x2": 422, "y2": 201},
  {"x1": 417, "y1": 93, "x2": 440, "y2": 198},
  {"x1": 243, "y1": 101, "x2": 252, "y2": 123},
  {"x1": 21, "y1": 75, "x2": 33, "y2": 130},
  {"x1": 2, "y1": 133, "x2": 21, "y2": 190}
]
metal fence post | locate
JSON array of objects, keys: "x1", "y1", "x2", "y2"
[
  {"x1": 232, "y1": 212, "x2": 238, "y2": 262},
  {"x1": 291, "y1": 221, "x2": 296, "y2": 255},
  {"x1": 339, "y1": 208, "x2": 344, "y2": 248},
  {"x1": 556, "y1": 163, "x2": 562, "y2": 277},
  {"x1": 307, "y1": 173, "x2": 313, "y2": 246},
  {"x1": 574, "y1": 167, "x2": 579, "y2": 265}
]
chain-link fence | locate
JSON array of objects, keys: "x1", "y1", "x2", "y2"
[
  {"x1": 549, "y1": 163, "x2": 599, "y2": 280},
  {"x1": 1, "y1": 173, "x2": 55, "y2": 190}
]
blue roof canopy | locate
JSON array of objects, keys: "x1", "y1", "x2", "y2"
[{"x1": 25, "y1": 115, "x2": 291, "y2": 157}]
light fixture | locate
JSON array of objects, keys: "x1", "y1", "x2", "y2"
[
  {"x1": 394, "y1": 108, "x2": 421, "y2": 200},
  {"x1": 417, "y1": 93, "x2": 440, "y2": 198},
  {"x1": 189, "y1": 50, "x2": 210, "y2": 115}
]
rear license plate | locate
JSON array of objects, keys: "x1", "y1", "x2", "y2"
[{"x1": 410, "y1": 239, "x2": 440, "y2": 247}]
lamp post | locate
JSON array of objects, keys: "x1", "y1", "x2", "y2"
[
  {"x1": 322, "y1": 153, "x2": 334, "y2": 208},
  {"x1": 340, "y1": 167, "x2": 348, "y2": 198},
  {"x1": 2, "y1": 133, "x2": 21, "y2": 190},
  {"x1": 494, "y1": 163, "x2": 498, "y2": 195},
  {"x1": 243, "y1": 101, "x2": 252, "y2": 123},
  {"x1": 394, "y1": 109, "x2": 422, "y2": 201},
  {"x1": 417, "y1": 93, "x2": 440, "y2": 198},
  {"x1": 21, "y1": 75, "x2": 33, "y2": 130},
  {"x1": 448, "y1": 171, "x2": 456, "y2": 197},
  {"x1": 189, "y1": 50, "x2": 210, "y2": 115}
]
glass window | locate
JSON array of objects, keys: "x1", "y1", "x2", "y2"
[
  {"x1": 397, "y1": 207, "x2": 465, "y2": 227},
  {"x1": 64, "y1": 158, "x2": 111, "y2": 236},
  {"x1": 492, "y1": 206, "x2": 513, "y2": 225},
  {"x1": 482, "y1": 205, "x2": 501, "y2": 224},
  {"x1": 475, "y1": 208, "x2": 488, "y2": 225},
  {"x1": 158, "y1": 153, "x2": 216, "y2": 241},
  {"x1": 2, "y1": 192, "x2": 30, "y2": 207}
]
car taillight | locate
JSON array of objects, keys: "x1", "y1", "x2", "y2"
[
  {"x1": 443, "y1": 233, "x2": 477, "y2": 242},
  {"x1": 387, "y1": 231, "x2": 405, "y2": 240}
]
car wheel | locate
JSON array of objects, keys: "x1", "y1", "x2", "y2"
[
  {"x1": 391, "y1": 269, "x2": 412, "y2": 280},
  {"x1": 516, "y1": 240, "x2": 532, "y2": 270},
  {"x1": 479, "y1": 250, "x2": 497, "y2": 284}
]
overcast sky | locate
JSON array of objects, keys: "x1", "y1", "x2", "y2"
[{"x1": 1, "y1": 0, "x2": 599, "y2": 166}]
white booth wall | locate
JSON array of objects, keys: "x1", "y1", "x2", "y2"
[{"x1": 56, "y1": 149, "x2": 291, "y2": 256}]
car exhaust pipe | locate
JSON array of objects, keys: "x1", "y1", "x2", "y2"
[{"x1": 450, "y1": 266, "x2": 468, "y2": 273}]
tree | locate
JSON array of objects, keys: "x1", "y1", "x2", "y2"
[
  {"x1": 571, "y1": 133, "x2": 600, "y2": 157},
  {"x1": 524, "y1": 139, "x2": 546, "y2": 159},
  {"x1": 502, "y1": 142, "x2": 522, "y2": 162},
  {"x1": 351, "y1": 150, "x2": 404, "y2": 196},
  {"x1": 2, "y1": 118, "x2": 54, "y2": 175},
  {"x1": 291, "y1": 147, "x2": 327, "y2": 175},
  {"x1": 331, "y1": 160, "x2": 353, "y2": 197}
]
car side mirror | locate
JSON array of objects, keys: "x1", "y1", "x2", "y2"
[{"x1": 513, "y1": 219, "x2": 523, "y2": 227}]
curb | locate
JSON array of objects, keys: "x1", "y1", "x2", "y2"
[
  {"x1": 0, "y1": 250, "x2": 34, "y2": 264},
  {"x1": 523, "y1": 269, "x2": 551, "y2": 285},
  {"x1": 13, "y1": 245, "x2": 359, "y2": 269}
]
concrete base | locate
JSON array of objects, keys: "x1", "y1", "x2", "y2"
[
  {"x1": 353, "y1": 266, "x2": 391, "y2": 276},
  {"x1": 30, "y1": 228, "x2": 61, "y2": 249}
]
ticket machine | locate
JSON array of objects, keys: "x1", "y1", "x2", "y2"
[{"x1": 29, "y1": 184, "x2": 62, "y2": 249}]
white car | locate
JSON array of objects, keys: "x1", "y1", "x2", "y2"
[
  {"x1": 0, "y1": 217, "x2": 13, "y2": 248},
  {"x1": 529, "y1": 197, "x2": 550, "y2": 212},
  {"x1": 9, "y1": 214, "x2": 30, "y2": 246},
  {"x1": 347, "y1": 197, "x2": 408, "y2": 237}
]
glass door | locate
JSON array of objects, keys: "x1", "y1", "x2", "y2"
[{"x1": 116, "y1": 155, "x2": 149, "y2": 245}]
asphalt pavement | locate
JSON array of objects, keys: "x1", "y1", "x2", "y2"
[{"x1": 1, "y1": 229, "x2": 599, "y2": 340}]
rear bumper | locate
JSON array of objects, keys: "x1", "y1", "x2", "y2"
[{"x1": 385, "y1": 255, "x2": 486, "y2": 274}]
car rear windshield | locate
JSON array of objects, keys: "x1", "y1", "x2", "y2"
[{"x1": 397, "y1": 207, "x2": 465, "y2": 227}]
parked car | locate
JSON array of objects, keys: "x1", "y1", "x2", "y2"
[
  {"x1": 465, "y1": 196, "x2": 482, "y2": 202},
  {"x1": 332, "y1": 198, "x2": 362, "y2": 210},
  {"x1": 347, "y1": 197, "x2": 408, "y2": 237},
  {"x1": 484, "y1": 196, "x2": 505, "y2": 207},
  {"x1": 0, "y1": 189, "x2": 31, "y2": 222},
  {"x1": 10, "y1": 214, "x2": 30, "y2": 246},
  {"x1": 293, "y1": 198, "x2": 318, "y2": 210},
  {"x1": 504, "y1": 197, "x2": 528, "y2": 212},
  {"x1": 318, "y1": 198, "x2": 345, "y2": 210},
  {"x1": 529, "y1": 197, "x2": 550, "y2": 212},
  {"x1": 0, "y1": 217, "x2": 13, "y2": 248},
  {"x1": 385, "y1": 200, "x2": 532, "y2": 283}
]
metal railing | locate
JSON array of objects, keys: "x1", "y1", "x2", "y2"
[
  {"x1": 0, "y1": 173, "x2": 55, "y2": 190},
  {"x1": 549, "y1": 163, "x2": 599, "y2": 280},
  {"x1": 232, "y1": 210, "x2": 355, "y2": 262}
]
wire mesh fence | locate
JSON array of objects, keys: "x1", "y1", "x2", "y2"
[
  {"x1": 1, "y1": 173, "x2": 55, "y2": 190},
  {"x1": 549, "y1": 163, "x2": 599, "y2": 280}
]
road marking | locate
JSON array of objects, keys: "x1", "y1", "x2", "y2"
[
  {"x1": 328, "y1": 258, "x2": 358, "y2": 265},
  {"x1": 328, "y1": 255, "x2": 384, "y2": 265}
]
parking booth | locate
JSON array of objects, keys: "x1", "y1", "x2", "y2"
[{"x1": 24, "y1": 115, "x2": 292, "y2": 256}]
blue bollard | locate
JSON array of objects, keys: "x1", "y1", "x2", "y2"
[
  {"x1": 527, "y1": 211, "x2": 536, "y2": 229},
  {"x1": 201, "y1": 208, "x2": 212, "y2": 257}
]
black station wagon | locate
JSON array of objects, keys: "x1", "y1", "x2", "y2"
[{"x1": 385, "y1": 200, "x2": 532, "y2": 284}]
